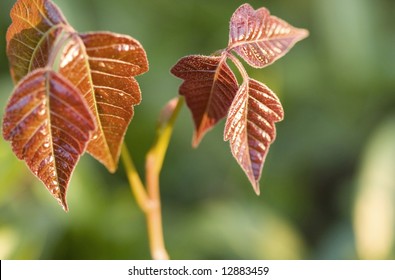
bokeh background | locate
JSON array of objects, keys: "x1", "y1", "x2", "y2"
[{"x1": 1, "y1": 0, "x2": 394, "y2": 259}]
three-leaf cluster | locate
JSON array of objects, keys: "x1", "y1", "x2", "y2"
[
  {"x1": 2, "y1": 0, "x2": 148, "y2": 210},
  {"x1": 171, "y1": 4, "x2": 308, "y2": 194}
]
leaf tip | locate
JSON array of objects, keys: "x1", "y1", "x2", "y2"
[
  {"x1": 60, "y1": 199, "x2": 69, "y2": 212},
  {"x1": 298, "y1": 28, "x2": 310, "y2": 41},
  {"x1": 253, "y1": 183, "x2": 261, "y2": 196},
  {"x1": 192, "y1": 115, "x2": 216, "y2": 148},
  {"x1": 191, "y1": 124, "x2": 206, "y2": 148},
  {"x1": 51, "y1": 187, "x2": 69, "y2": 212},
  {"x1": 191, "y1": 133, "x2": 202, "y2": 148}
]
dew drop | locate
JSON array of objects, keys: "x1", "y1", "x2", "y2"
[
  {"x1": 38, "y1": 108, "x2": 46, "y2": 116},
  {"x1": 48, "y1": 155, "x2": 54, "y2": 163},
  {"x1": 51, "y1": 187, "x2": 58, "y2": 195},
  {"x1": 39, "y1": 127, "x2": 48, "y2": 136}
]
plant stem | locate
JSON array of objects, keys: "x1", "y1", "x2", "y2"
[
  {"x1": 121, "y1": 96, "x2": 184, "y2": 260},
  {"x1": 227, "y1": 52, "x2": 249, "y2": 82},
  {"x1": 121, "y1": 144, "x2": 149, "y2": 212},
  {"x1": 145, "y1": 152, "x2": 168, "y2": 260},
  {"x1": 148, "y1": 96, "x2": 185, "y2": 173},
  {"x1": 145, "y1": 96, "x2": 184, "y2": 260}
]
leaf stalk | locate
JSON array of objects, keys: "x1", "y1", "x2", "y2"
[{"x1": 227, "y1": 52, "x2": 249, "y2": 82}]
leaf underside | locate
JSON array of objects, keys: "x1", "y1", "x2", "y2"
[
  {"x1": 171, "y1": 3, "x2": 308, "y2": 193},
  {"x1": 3, "y1": 0, "x2": 148, "y2": 210},
  {"x1": 224, "y1": 79, "x2": 283, "y2": 193},
  {"x1": 2, "y1": 69, "x2": 95, "y2": 211}
]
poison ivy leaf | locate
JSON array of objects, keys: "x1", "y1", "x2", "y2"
[
  {"x1": 171, "y1": 3, "x2": 308, "y2": 193},
  {"x1": 60, "y1": 32, "x2": 149, "y2": 172},
  {"x1": 171, "y1": 55, "x2": 238, "y2": 147},
  {"x1": 2, "y1": 69, "x2": 95, "y2": 211},
  {"x1": 224, "y1": 78, "x2": 284, "y2": 194},
  {"x1": 228, "y1": 3, "x2": 309, "y2": 68},
  {"x1": 3, "y1": 0, "x2": 149, "y2": 210},
  {"x1": 6, "y1": 0, "x2": 70, "y2": 83}
]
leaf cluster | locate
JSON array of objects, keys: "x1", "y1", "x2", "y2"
[
  {"x1": 2, "y1": 0, "x2": 148, "y2": 210},
  {"x1": 171, "y1": 4, "x2": 308, "y2": 193},
  {"x1": 2, "y1": 1, "x2": 308, "y2": 210}
]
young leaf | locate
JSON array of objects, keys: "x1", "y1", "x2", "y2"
[
  {"x1": 3, "y1": 0, "x2": 149, "y2": 210},
  {"x1": 2, "y1": 69, "x2": 95, "y2": 211},
  {"x1": 171, "y1": 55, "x2": 238, "y2": 147},
  {"x1": 172, "y1": 3, "x2": 308, "y2": 193},
  {"x1": 224, "y1": 78, "x2": 283, "y2": 194},
  {"x1": 60, "y1": 32, "x2": 149, "y2": 172},
  {"x1": 228, "y1": 3, "x2": 309, "y2": 68},
  {"x1": 6, "y1": 0, "x2": 70, "y2": 83}
]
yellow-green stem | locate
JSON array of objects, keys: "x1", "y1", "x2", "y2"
[
  {"x1": 121, "y1": 97, "x2": 184, "y2": 260},
  {"x1": 148, "y1": 96, "x2": 185, "y2": 173},
  {"x1": 121, "y1": 144, "x2": 149, "y2": 212}
]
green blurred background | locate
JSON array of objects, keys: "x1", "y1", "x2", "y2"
[{"x1": 1, "y1": 0, "x2": 395, "y2": 259}]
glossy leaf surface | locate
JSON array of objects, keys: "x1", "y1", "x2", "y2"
[
  {"x1": 3, "y1": 0, "x2": 148, "y2": 210},
  {"x1": 6, "y1": 0, "x2": 70, "y2": 83},
  {"x1": 60, "y1": 32, "x2": 148, "y2": 172},
  {"x1": 171, "y1": 55, "x2": 238, "y2": 147},
  {"x1": 228, "y1": 3, "x2": 309, "y2": 68},
  {"x1": 2, "y1": 69, "x2": 95, "y2": 211},
  {"x1": 224, "y1": 78, "x2": 283, "y2": 193}
]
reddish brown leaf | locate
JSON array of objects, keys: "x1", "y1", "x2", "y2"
[
  {"x1": 171, "y1": 3, "x2": 308, "y2": 193},
  {"x1": 59, "y1": 32, "x2": 148, "y2": 172},
  {"x1": 2, "y1": 69, "x2": 95, "y2": 211},
  {"x1": 224, "y1": 78, "x2": 284, "y2": 194},
  {"x1": 3, "y1": 0, "x2": 149, "y2": 210},
  {"x1": 6, "y1": 0, "x2": 70, "y2": 83},
  {"x1": 171, "y1": 55, "x2": 239, "y2": 147},
  {"x1": 228, "y1": 3, "x2": 309, "y2": 68}
]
